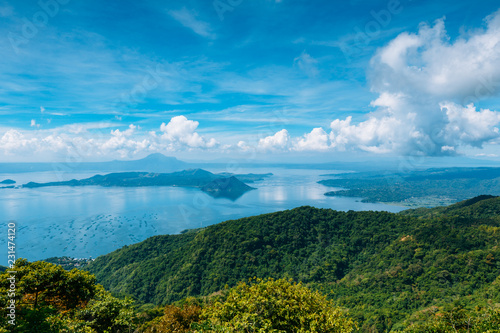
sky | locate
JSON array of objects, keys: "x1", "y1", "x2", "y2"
[{"x1": 1, "y1": 0, "x2": 500, "y2": 163}]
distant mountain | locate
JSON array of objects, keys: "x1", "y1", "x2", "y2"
[
  {"x1": 22, "y1": 169, "x2": 270, "y2": 199},
  {"x1": 104, "y1": 153, "x2": 187, "y2": 172},
  {"x1": 0, "y1": 153, "x2": 187, "y2": 173},
  {"x1": 0, "y1": 179, "x2": 15, "y2": 184}
]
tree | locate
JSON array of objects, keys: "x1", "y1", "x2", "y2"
[
  {"x1": 402, "y1": 304, "x2": 500, "y2": 333},
  {"x1": 143, "y1": 301, "x2": 202, "y2": 333},
  {"x1": 76, "y1": 285, "x2": 134, "y2": 333},
  {"x1": 0, "y1": 259, "x2": 133, "y2": 333},
  {"x1": 199, "y1": 278, "x2": 356, "y2": 333},
  {"x1": 6, "y1": 259, "x2": 97, "y2": 311}
]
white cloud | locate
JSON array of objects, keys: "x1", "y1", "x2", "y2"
[
  {"x1": 100, "y1": 125, "x2": 143, "y2": 157},
  {"x1": 371, "y1": 14, "x2": 500, "y2": 100},
  {"x1": 329, "y1": 115, "x2": 405, "y2": 153},
  {"x1": 0, "y1": 116, "x2": 219, "y2": 160},
  {"x1": 294, "y1": 127, "x2": 329, "y2": 151},
  {"x1": 30, "y1": 119, "x2": 41, "y2": 129},
  {"x1": 0, "y1": 129, "x2": 38, "y2": 154},
  {"x1": 441, "y1": 103, "x2": 500, "y2": 147},
  {"x1": 42, "y1": 135, "x2": 71, "y2": 152},
  {"x1": 169, "y1": 8, "x2": 216, "y2": 39},
  {"x1": 160, "y1": 116, "x2": 218, "y2": 148},
  {"x1": 326, "y1": 10, "x2": 500, "y2": 155},
  {"x1": 111, "y1": 124, "x2": 137, "y2": 138},
  {"x1": 258, "y1": 129, "x2": 290, "y2": 151},
  {"x1": 237, "y1": 141, "x2": 251, "y2": 152},
  {"x1": 61, "y1": 122, "x2": 120, "y2": 135}
]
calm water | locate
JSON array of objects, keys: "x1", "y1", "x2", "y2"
[{"x1": 0, "y1": 168, "x2": 404, "y2": 265}]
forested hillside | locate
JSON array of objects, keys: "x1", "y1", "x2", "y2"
[{"x1": 85, "y1": 195, "x2": 500, "y2": 331}]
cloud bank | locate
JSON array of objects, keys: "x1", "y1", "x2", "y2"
[
  {"x1": 329, "y1": 11, "x2": 500, "y2": 155},
  {"x1": 0, "y1": 116, "x2": 219, "y2": 160}
]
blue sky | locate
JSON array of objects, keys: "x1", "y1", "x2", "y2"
[{"x1": 1, "y1": 0, "x2": 500, "y2": 162}]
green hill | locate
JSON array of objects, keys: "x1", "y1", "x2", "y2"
[
  {"x1": 85, "y1": 196, "x2": 500, "y2": 331},
  {"x1": 400, "y1": 194, "x2": 500, "y2": 219},
  {"x1": 201, "y1": 176, "x2": 255, "y2": 200}
]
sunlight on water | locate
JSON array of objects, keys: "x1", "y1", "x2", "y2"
[{"x1": 0, "y1": 168, "x2": 404, "y2": 264}]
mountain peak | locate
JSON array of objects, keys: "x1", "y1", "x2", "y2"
[{"x1": 140, "y1": 153, "x2": 179, "y2": 162}]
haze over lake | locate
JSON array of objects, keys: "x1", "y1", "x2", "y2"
[{"x1": 0, "y1": 168, "x2": 403, "y2": 265}]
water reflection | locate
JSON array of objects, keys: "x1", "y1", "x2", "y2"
[{"x1": 0, "y1": 168, "x2": 404, "y2": 264}]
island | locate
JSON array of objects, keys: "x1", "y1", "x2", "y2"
[
  {"x1": 201, "y1": 176, "x2": 255, "y2": 200},
  {"x1": 22, "y1": 169, "x2": 270, "y2": 200},
  {"x1": 0, "y1": 179, "x2": 15, "y2": 185}
]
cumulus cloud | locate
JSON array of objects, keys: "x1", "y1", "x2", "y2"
[
  {"x1": 258, "y1": 129, "x2": 290, "y2": 151},
  {"x1": 441, "y1": 103, "x2": 500, "y2": 147},
  {"x1": 371, "y1": 13, "x2": 500, "y2": 101},
  {"x1": 0, "y1": 116, "x2": 219, "y2": 160},
  {"x1": 237, "y1": 141, "x2": 250, "y2": 151},
  {"x1": 100, "y1": 125, "x2": 147, "y2": 157},
  {"x1": 329, "y1": 115, "x2": 404, "y2": 153},
  {"x1": 110, "y1": 124, "x2": 137, "y2": 138},
  {"x1": 294, "y1": 128, "x2": 330, "y2": 151},
  {"x1": 160, "y1": 116, "x2": 218, "y2": 149},
  {"x1": 0, "y1": 130, "x2": 38, "y2": 154},
  {"x1": 327, "y1": 10, "x2": 500, "y2": 155}
]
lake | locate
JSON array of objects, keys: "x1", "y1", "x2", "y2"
[{"x1": 0, "y1": 167, "x2": 404, "y2": 265}]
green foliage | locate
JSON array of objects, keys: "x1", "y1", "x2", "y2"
[
  {"x1": 200, "y1": 278, "x2": 356, "y2": 333},
  {"x1": 142, "y1": 279, "x2": 355, "y2": 333},
  {"x1": 0, "y1": 260, "x2": 134, "y2": 333},
  {"x1": 76, "y1": 285, "x2": 134, "y2": 333},
  {"x1": 401, "y1": 304, "x2": 500, "y2": 332},
  {"x1": 2, "y1": 196, "x2": 497, "y2": 332},
  {"x1": 86, "y1": 207, "x2": 416, "y2": 305},
  {"x1": 85, "y1": 196, "x2": 500, "y2": 332},
  {"x1": 142, "y1": 302, "x2": 202, "y2": 333},
  {"x1": 0, "y1": 258, "x2": 96, "y2": 312}
]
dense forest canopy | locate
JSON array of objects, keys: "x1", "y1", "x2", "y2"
[{"x1": 79, "y1": 195, "x2": 500, "y2": 331}]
